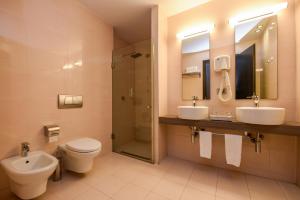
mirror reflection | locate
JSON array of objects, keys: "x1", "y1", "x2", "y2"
[
  {"x1": 181, "y1": 33, "x2": 211, "y2": 100},
  {"x1": 235, "y1": 15, "x2": 278, "y2": 99}
]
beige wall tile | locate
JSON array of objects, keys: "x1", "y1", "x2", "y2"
[
  {"x1": 295, "y1": 0, "x2": 300, "y2": 188},
  {"x1": 0, "y1": 0, "x2": 113, "y2": 189},
  {"x1": 167, "y1": 125, "x2": 297, "y2": 182}
]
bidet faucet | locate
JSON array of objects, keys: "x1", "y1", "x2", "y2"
[
  {"x1": 252, "y1": 95, "x2": 260, "y2": 107},
  {"x1": 192, "y1": 96, "x2": 199, "y2": 107},
  {"x1": 21, "y1": 142, "x2": 30, "y2": 157}
]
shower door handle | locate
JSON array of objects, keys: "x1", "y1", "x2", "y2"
[{"x1": 129, "y1": 88, "x2": 134, "y2": 97}]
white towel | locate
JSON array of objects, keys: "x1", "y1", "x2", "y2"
[
  {"x1": 199, "y1": 131, "x2": 212, "y2": 159},
  {"x1": 225, "y1": 134, "x2": 243, "y2": 167}
]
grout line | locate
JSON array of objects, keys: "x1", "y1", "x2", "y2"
[
  {"x1": 215, "y1": 168, "x2": 220, "y2": 200},
  {"x1": 276, "y1": 181, "x2": 290, "y2": 200},
  {"x1": 244, "y1": 174, "x2": 253, "y2": 200},
  {"x1": 178, "y1": 165, "x2": 196, "y2": 200}
]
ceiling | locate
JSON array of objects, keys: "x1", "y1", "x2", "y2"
[{"x1": 79, "y1": 0, "x2": 210, "y2": 44}]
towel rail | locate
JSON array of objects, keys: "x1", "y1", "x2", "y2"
[{"x1": 190, "y1": 126, "x2": 264, "y2": 153}]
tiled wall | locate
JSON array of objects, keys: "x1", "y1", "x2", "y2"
[
  {"x1": 165, "y1": 0, "x2": 298, "y2": 182},
  {"x1": 152, "y1": 5, "x2": 169, "y2": 163},
  {"x1": 298, "y1": 137, "x2": 300, "y2": 186},
  {"x1": 296, "y1": 0, "x2": 300, "y2": 187},
  {"x1": 0, "y1": 0, "x2": 113, "y2": 190}
]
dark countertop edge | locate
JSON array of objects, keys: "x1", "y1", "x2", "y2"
[{"x1": 159, "y1": 116, "x2": 300, "y2": 136}]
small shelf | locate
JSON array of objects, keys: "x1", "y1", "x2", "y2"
[
  {"x1": 159, "y1": 115, "x2": 300, "y2": 136},
  {"x1": 182, "y1": 72, "x2": 201, "y2": 76}
]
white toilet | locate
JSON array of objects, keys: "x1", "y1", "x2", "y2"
[{"x1": 59, "y1": 138, "x2": 101, "y2": 173}]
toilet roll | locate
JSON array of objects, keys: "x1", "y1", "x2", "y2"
[{"x1": 49, "y1": 135, "x2": 59, "y2": 143}]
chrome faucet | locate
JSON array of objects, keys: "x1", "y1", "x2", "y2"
[
  {"x1": 192, "y1": 96, "x2": 199, "y2": 107},
  {"x1": 252, "y1": 95, "x2": 260, "y2": 107},
  {"x1": 21, "y1": 142, "x2": 30, "y2": 157}
]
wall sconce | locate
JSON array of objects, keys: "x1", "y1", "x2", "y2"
[
  {"x1": 229, "y1": 2, "x2": 288, "y2": 26},
  {"x1": 176, "y1": 23, "x2": 215, "y2": 40}
]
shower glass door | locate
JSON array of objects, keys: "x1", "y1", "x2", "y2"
[{"x1": 112, "y1": 40, "x2": 152, "y2": 162}]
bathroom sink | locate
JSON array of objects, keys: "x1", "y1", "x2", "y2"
[
  {"x1": 178, "y1": 106, "x2": 209, "y2": 120},
  {"x1": 1, "y1": 151, "x2": 58, "y2": 199},
  {"x1": 236, "y1": 107, "x2": 285, "y2": 125}
]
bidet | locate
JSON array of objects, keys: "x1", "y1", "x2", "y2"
[{"x1": 1, "y1": 151, "x2": 58, "y2": 199}]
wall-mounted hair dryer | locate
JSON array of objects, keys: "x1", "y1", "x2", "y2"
[{"x1": 214, "y1": 55, "x2": 232, "y2": 102}]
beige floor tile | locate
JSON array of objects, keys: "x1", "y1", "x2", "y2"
[
  {"x1": 112, "y1": 183, "x2": 150, "y2": 200},
  {"x1": 164, "y1": 168, "x2": 192, "y2": 185},
  {"x1": 187, "y1": 165, "x2": 218, "y2": 195},
  {"x1": 133, "y1": 172, "x2": 162, "y2": 190},
  {"x1": 246, "y1": 175, "x2": 286, "y2": 200},
  {"x1": 153, "y1": 179, "x2": 185, "y2": 200},
  {"x1": 84, "y1": 174, "x2": 127, "y2": 197},
  {"x1": 163, "y1": 160, "x2": 194, "y2": 185},
  {"x1": 36, "y1": 192, "x2": 64, "y2": 200},
  {"x1": 48, "y1": 174, "x2": 90, "y2": 200},
  {"x1": 8, "y1": 154, "x2": 295, "y2": 200},
  {"x1": 91, "y1": 162, "x2": 120, "y2": 176},
  {"x1": 215, "y1": 197, "x2": 226, "y2": 200},
  {"x1": 145, "y1": 193, "x2": 172, "y2": 200},
  {"x1": 180, "y1": 186, "x2": 215, "y2": 200},
  {"x1": 136, "y1": 164, "x2": 166, "y2": 178},
  {"x1": 112, "y1": 167, "x2": 143, "y2": 183},
  {"x1": 278, "y1": 181, "x2": 300, "y2": 200},
  {"x1": 73, "y1": 188, "x2": 111, "y2": 200},
  {"x1": 216, "y1": 170, "x2": 250, "y2": 200},
  {"x1": 158, "y1": 157, "x2": 179, "y2": 170}
]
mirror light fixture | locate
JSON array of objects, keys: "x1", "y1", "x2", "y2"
[
  {"x1": 229, "y1": 2, "x2": 288, "y2": 26},
  {"x1": 177, "y1": 23, "x2": 215, "y2": 40}
]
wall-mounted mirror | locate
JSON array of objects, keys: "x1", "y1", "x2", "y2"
[
  {"x1": 181, "y1": 33, "x2": 210, "y2": 100},
  {"x1": 235, "y1": 15, "x2": 278, "y2": 99}
]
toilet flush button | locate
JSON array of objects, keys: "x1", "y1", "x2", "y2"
[
  {"x1": 64, "y1": 96, "x2": 73, "y2": 105},
  {"x1": 73, "y1": 96, "x2": 82, "y2": 104}
]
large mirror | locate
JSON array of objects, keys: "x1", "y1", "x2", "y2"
[
  {"x1": 181, "y1": 33, "x2": 210, "y2": 100},
  {"x1": 235, "y1": 15, "x2": 278, "y2": 99}
]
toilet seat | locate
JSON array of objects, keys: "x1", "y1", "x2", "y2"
[{"x1": 66, "y1": 138, "x2": 101, "y2": 153}]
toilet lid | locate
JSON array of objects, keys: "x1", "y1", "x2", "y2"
[{"x1": 66, "y1": 138, "x2": 101, "y2": 153}]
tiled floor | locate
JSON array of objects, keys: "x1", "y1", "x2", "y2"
[{"x1": 1, "y1": 153, "x2": 300, "y2": 200}]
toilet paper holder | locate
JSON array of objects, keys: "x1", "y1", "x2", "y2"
[{"x1": 44, "y1": 125, "x2": 60, "y2": 137}]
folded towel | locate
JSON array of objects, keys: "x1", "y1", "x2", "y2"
[
  {"x1": 199, "y1": 131, "x2": 212, "y2": 159},
  {"x1": 225, "y1": 134, "x2": 243, "y2": 167}
]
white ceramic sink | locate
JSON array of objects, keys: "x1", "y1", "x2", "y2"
[
  {"x1": 1, "y1": 151, "x2": 58, "y2": 199},
  {"x1": 236, "y1": 107, "x2": 285, "y2": 125},
  {"x1": 178, "y1": 106, "x2": 209, "y2": 120}
]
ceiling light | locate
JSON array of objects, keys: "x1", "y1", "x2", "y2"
[{"x1": 177, "y1": 23, "x2": 215, "y2": 40}]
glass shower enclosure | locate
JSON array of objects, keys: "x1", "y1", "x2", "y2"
[{"x1": 112, "y1": 40, "x2": 153, "y2": 162}]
